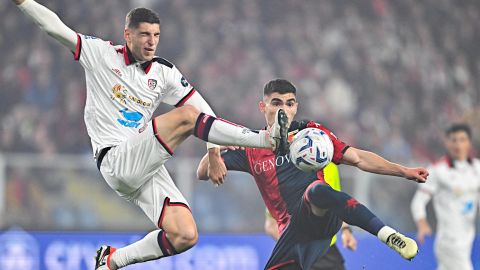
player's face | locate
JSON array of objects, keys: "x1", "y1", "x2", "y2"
[
  {"x1": 259, "y1": 92, "x2": 298, "y2": 127},
  {"x1": 445, "y1": 131, "x2": 471, "y2": 161},
  {"x1": 124, "y1": 23, "x2": 160, "y2": 61}
]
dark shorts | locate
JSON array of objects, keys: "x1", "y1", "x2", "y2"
[
  {"x1": 311, "y1": 245, "x2": 345, "y2": 270},
  {"x1": 265, "y1": 198, "x2": 342, "y2": 270}
]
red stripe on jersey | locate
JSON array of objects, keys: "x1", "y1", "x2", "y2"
[
  {"x1": 123, "y1": 46, "x2": 131, "y2": 65},
  {"x1": 144, "y1": 62, "x2": 153, "y2": 74},
  {"x1": 306, "y1": 121, "x2": 349, "y2": 164},
  {"x1": 174, "y1": 88, "x2": 196, "y2": 107},
  {"x1": 246, "y1": 148, "x2": 291, "y2": 235},
  {"x1": 73, "y1": 34, "x2": 82, "y2": 61}
]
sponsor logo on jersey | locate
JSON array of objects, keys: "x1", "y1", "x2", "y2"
[
  {"x1": 111, "y1": 84, "x2": 152, "y2": 107},
  {"x1": 148, "y1": 79, "x2": 157, "y2": 90},
  {"x1": 181, "y1": 77, "x2": 189, "y2": 87},
  {"x1": 111, "y1": 84, "x2": 127, "y2": 104},
  {"x1": 128, "y1": 95, "x2": 151, "y2": 107},
  {"x1": 117, "y1": 108, "x2": 143, "y2": 128},
  {"x1": 463, "y1": 201, "x2": 474, "y2": 214},
  {"x1": 111, "y1": 68, "x2": 122, "y2": 77},
  {"x1": 139, "y1": 124, "x2": 148, "y2": 133},
  {"x1": 253, "y1": 155, "x2": 291, "y2": 175},
  {"x1": 84, "y1": 35, "x2": 98, "y2": 40}
]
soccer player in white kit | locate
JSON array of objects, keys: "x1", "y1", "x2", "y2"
[
  {"x1": 411, "y1": 124, "x2": 480, "y2": 270},
  {"x1": 11, "y1": 1, "x2": 290, "y2": 269}
]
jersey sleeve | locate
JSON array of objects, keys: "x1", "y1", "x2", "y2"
[
  {"x1": 221, "y1": 149, "x2": 250, "y2": 173},
  {"x1": 73, "y1": 34, "x2": 110, "y2": 70},
  {"x1": 306, "y1": 121, "x2": 349, "y2": 164},
  {"x1": 161, "y1": 65, "x2": 195, "y2": 106}
]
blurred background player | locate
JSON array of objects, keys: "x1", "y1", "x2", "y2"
[
  {"x1": 265, "y1": 162, "x2": 357, "y2": 270},
  {"x1": 11, "y1": 0, "x2": 288, "y2": 269},
  {"x1": 411, "y1": 124, "x2": 480, "y2": 270},
  {"x1": 198, "y1": 79, "x2": 429, "y2": 269}
]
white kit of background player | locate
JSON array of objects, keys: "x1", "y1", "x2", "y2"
[
  {"x1": 13, "y1": 0, "x2": 289, "y2": 269},
  {"x1": 411, "y1": 124, "x2": 480, "y2": 270}
]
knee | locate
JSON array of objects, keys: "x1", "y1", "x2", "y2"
[
  {"x1": 168, "y1": 226, "x2": 198, "y2": 252},
  {"x1": 308, "y1": 183, "x2": 336, "y2": 205},
  {"x1": 309, "y1": 183, "x2": 334, "y2": 197}
]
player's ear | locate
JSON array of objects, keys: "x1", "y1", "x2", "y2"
[
  {"x1": 124, "y1": 28, "x2": 130, "y2": 42},
  {"x1": 259, "y1": 100, "x2": 266, "y2": 113}
]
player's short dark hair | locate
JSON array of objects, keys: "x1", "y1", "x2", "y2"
[
  {"x1": 125, "y1": 8, "x2": 160, "y2": 29},
  {"x1": 263, "y1": 79, "x2": 297, "y2": 96},
  {"x1": 445, "y1": 123, "x2": 472, "y2": 139}
]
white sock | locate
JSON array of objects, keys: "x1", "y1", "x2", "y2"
[
  {"x1": 194, "y1": 114, "x2": 271, "y2": 148},
  {"x1": 110, "y1": 230, "x2": 166, "y2": 269},
  {"x1": 377, "y1": 226, "x2": 397, "y2": 243}
]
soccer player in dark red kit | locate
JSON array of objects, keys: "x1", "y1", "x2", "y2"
[{"x1": 197, "y1": 79, "x2": 429, "y2": 270}]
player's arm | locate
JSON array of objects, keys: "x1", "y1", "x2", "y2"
[
  {"x1": 196, "y1": 147, "x2": 230, "y2": 184},
  {"x1": 13, "y1": 0, "x2": 77, "y2": 51},
  {"x1": 340, "y1": 147, "x2": 429, "y2": 183},
  {"x1": 264, "y1": 210, "x2": 280, "y2": 241},
  {"x1": 410, "y1": 189, "x2": 433, "y2": 244},
  {"x1": 410, "y1": 167, "x2": 436, "y2": 244},
  {"x1": 197, "y1": 148, "x2": 250, "y2": 185},
  {"x1": 197, "y1": 151, "x2": 211, "y2": 181},
  {"x1": 162, "y1": 64, "x2": 226, "y2": 182}
]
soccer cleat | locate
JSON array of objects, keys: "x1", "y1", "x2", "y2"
[
  {"x1": 270, "y1": 109, "x2": 290, "y2": 156},
  {"x1": 385, "y1": 232, "x2": 418, "y2": 261},
  {"x1": 95, "y1": 245, "x2": 116, "y2": 270}
]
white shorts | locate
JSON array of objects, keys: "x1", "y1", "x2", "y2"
[
  {"x1": 435, "y1": 240, "x2": 473, "y2": 270},
  {"x1": 99, "y1": 123, "x2": 190, "y2": 229}
]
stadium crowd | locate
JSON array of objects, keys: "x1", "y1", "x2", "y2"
[{"x1": 1, "y1": 0, "x2": 479, "y2": 231}]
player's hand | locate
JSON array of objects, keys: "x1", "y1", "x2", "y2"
[
  {"x1": 208, "y1": 148, "x2": 227, "y2": 186},
  {"x1": 404, "y1": 167, "x2": 429, "y2": 183},
  {"x1": 416, "y1": 219, "x2": 432, "y2": 244},
  {"x1": 12, "y1": 0, "x2": 26, "y2": 5},
  {"x1": 341, "y1": 228, "x2": 357, "y2": 251}
]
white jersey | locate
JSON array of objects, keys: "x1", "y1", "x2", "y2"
[
  {"x1": 411, "y1": 156, "x2": 480, "y2": 269},
  {"x1": 73, "y1": 33, "x2": 195, "y2": 157}
]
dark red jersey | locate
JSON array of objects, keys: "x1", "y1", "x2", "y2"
[{"x1": 222, "y1": 120, "x2": 349, "y2": 234}]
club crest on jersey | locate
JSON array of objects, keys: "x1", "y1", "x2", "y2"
[{"x1": 148, "y1": 79, "x2": 157, "y2": 90}]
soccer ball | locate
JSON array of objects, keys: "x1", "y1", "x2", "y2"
[{"x1": 289, "y1": 128, "x2": 334, "y2": 172}]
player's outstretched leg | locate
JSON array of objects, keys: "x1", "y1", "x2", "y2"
[
  {"x1": 152, "y1": 105, "x2": 289, "y2": 155},
  {"x1": 307, "y1": 183, "x2": 418, "y2": 260},
  {"x1": 95, "y1": 229, "x2": 192, "y2": 270},
  {"x1": 95, "y1": 205, "x2": 197, "y2": 269},
  {"x1": 193, "y1": 108, "x2": 289, "y2": 155}
]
